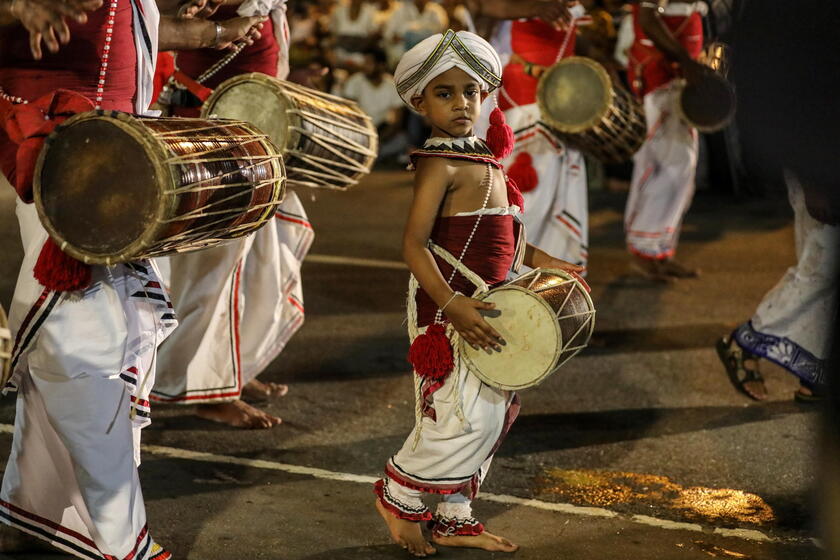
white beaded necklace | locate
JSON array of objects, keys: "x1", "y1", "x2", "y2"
[{"x1": 434, "y1": 162, "x2": 493, "y2": 324}]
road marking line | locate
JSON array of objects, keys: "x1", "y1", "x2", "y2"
[
  {"x1": 306, "y1": 254, "x2": 408, "y2": 270},
  {"x1": 0, "y1": 424, "x2": 806, "y2": 546}
]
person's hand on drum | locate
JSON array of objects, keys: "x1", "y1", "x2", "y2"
[
  {"x1": 8, "y1": 0, "x2": 103, "y2": 59},
  {"x1": 216, "y1": 15, "x2": 266, "y2": 49},
  {"x1": 444, "y1": 295, "x2": 505, "y2": 352}
]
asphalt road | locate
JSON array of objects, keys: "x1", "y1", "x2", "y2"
[{"x1": 0, "y1": 171, "x2": 824, "y2": 560}]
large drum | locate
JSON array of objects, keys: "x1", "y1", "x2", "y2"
[
  {"x1": 203, "y1": 73, "x2": 378, "y2": 191},
  {"x1": 537, "y1": 56, "x2": 646, "y2": 163},
  {"x1": 34, "y1": 111, "x2": 285, "y2": 265},
  {"x1": 0, "y1": 305, "x2": 11, "y2": 388},
  {"x1": 676, "y1": 42, "x2": 736, "y2": 133},
  {"x1": 460, "y1": 269, "x2": 595, "y2": 390}
]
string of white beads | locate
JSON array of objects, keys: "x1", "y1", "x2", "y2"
[{"x1": 95, "y1": 0, "x2": 120, "y2": 109}]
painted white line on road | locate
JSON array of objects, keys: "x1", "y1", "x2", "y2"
[
  {"x1": 306, "y1": 254, "x2": 408, "y2": 270},
  {"x1": 0, "y1": 424, "x2": 804, "y2": 546}
]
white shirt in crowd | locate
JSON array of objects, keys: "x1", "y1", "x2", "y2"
[{"x1": 342, "y1": 72, "x2": 404, "y2": 128}]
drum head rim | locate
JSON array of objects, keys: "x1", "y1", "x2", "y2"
[
  {"x1": 537, "y1": 56, "x2": 613, "y2": 135},
  {"x1": 674, "y1": 77, "x2": 737, "y2": 133},
  {"x1": 33, "y1": 111, "x2": 174, "y2": 265},
  {"x1": 459, "y1": 285, "x2": 564, "y2": 390}
]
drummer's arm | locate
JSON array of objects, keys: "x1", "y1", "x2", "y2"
[
  {"x1": 638, "y1": 1, "x2": 708, "y2": 82},
  {"x1": 403, "y1": 158, "x2": 502, "y2": 351},
  {"x1": 0, "y1": 0, "x2": 101, "y2": 58},
  {"x1": 158, "y1": 13, "x2": 265, "y2": 50},
  {"x1": 524, "y1": 243, "x2": 585, "y2": 274}
]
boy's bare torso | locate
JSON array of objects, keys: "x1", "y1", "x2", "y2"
[{"x1": 437, "y1": 159, "x2": 510, "y2": 217}]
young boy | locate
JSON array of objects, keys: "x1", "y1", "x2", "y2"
[{"x1": 375, "y1": 30, "x2": 584, "y2": 557}]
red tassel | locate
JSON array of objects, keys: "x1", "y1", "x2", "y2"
[
  {"x1": 485, "y1": 107, "x2": 514, "y2": 160},
  {"x1": 407, "y1": 323, "x2": 454, "y2": 380},
  {"x1": 507, "y1": 152, "x2": 538, "y2": 193},
  {"x1": 33, "y1": 238, "x2": 91, "y2": 292}
]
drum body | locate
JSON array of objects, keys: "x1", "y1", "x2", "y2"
[
  {"x1": 203, "y1": 73, "x2": 378, "y2": 190},
  {"x1": 676, "y1": 43, "x2": 736, "y2": 133},
  {"x1": 460, "y1": 268, "x2": 595, "y2": 390},
  {"x1": 0, "y1": 305, "x2": 11, "y2": 388},
  {"x1": 537, "y1": 57, "x2": 646, "y2": 163},
  {"x1": 34, "y1": 111, "x2": 285, "y2": 265}
]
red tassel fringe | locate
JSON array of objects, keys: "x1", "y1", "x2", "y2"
[
  {"x1": 507, "y1": 152, "x2": 538, "y2": 194},
  {"x1": 33, "y1": 238, "x2": 91, "y2": 292},
  {"x1": 407, "y1": 323, "x2": 454, "y2": 380},
  {"x1": 485, "y1": 107, "x2": 514, "y2": 160}
]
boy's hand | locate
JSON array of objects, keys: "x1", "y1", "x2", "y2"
[{"x1": 443, "y1": 295, "x2": 505, "y2": 352}]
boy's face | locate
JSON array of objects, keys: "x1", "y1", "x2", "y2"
[{"x1": 411, "y1": 68, "x2": 489, "y2": 138}]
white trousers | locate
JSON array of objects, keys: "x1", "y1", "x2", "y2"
[
  {"x1": 733, "y1": 173, "x2": 839, "y2": 387},
  {"x1": 152, "y1": 191, "x2": 314, "y2": 403},
  {"x1": 1, "y1": 201, "x2": 175, "y2": 560},
  {"x1": 625, "y1": 84, "x2": 698, "y2": 259}
]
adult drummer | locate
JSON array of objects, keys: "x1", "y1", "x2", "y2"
[
  {"x1": 623, "y1": 0, "x2": 711, "y2": 280},
  {"x1": 149, "y1": 0, "x2": 315, "y2": 430}
]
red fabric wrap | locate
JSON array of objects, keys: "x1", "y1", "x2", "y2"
[
  {"x1": 429, "y1": 516, "x2": 485, "y2": 538},
  {"x1": 500, "y1": 19, "x2": 576, "y2": 109},
  {"x1": 628, "y1": 5, "x2": 704, "y2": 96},
  {"x1": 152, "y1": 52, "x2": 176, "y2": 103},
  {"x1": 415, "y1": 214, "x2": 517, "y2": 327}
]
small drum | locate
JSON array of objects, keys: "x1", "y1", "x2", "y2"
[
  {"x1": 537, "y1": 56, "x2": 646, "y2": 163},
  {"x1": 0, "y1": 305, "x2": 11, "y2": 387},
  {"x1": 460, "y1": 269, "x2": 595, "y2": 390},
  {"x1": 34, "y1": 111, "x2": 285, "y2": 265},
  {"x1": 203, "y1": 73, "x2": 378, "y2": 190},
  {"x1": 676, "y1": 43, "x2": 736, "y2": 133}
]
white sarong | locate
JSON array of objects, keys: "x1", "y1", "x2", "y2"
[
  {"x1": 733, "y1": 172, "x2": 839, "y2": 387},
  {"x1": 625, "y1": 82, "x2": 698, "y2": 259},
  {"x1": 1, "y1": 201, "x2": 176, "y2": 560},
  {"x1": 151, "y1": 191, "x2": 313, "y2": 403},
  {"x1": 502, "y1": 104, "x2": 589, "y2": 267}
]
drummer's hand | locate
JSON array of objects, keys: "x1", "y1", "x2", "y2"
[
  {"x1": 217, "y1": 15, "x2": 265, "y2": 49},
  {"x1": 444, "y1": 296, "x2": 505, "y2": 352},
  {"x1": 179, "y1": 0, "x2": 224, "y2": 19},
  {"x1": 10, "y1": 0, "x2": 103, "y2": 59},
  {"x1": 534, "y1": 0, "x2": 572, "y2": 29}
]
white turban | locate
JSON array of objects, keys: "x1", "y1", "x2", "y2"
[{"x1": 394, "y1": 29, "x2": 502, "y2": 111}]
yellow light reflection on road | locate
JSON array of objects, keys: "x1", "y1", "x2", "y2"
[{"x1": 535, "y1": 468, "x2": 775, "y2": 525}]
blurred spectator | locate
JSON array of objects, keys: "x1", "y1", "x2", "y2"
[
  {"x1": 374, "y1": 0, "x2": 397, "y2": 28},
  {"x1": 289, "y1": 1, "x2": 330, "y2": 67},
  {"x1": 342, "y1": 49, "x2": 408, "y2": 163},
  {"x1": 329, "y1": 0, "x2": 382, "y2": 70},
  {"x1": 382, "y1": 0, "x2": 448, "y2": 69},
  {"x1": 442, "y1": 0, "x2": 475, "y2": 32}
]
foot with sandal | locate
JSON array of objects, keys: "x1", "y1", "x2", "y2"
[{"x1": 717, "y1": 334, "x2": 825, "y2": 403}]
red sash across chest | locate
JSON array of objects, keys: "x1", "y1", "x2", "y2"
[
  {"x1": 415, "y1": 215, "x2": 518, "y2": 328},
  {"x1": 500, "y1": 19, "x2": 576, "y2": 110},
  {"x1": 0, "y1": 3, "x2": 137, "y2": 111},
  {"x1": 628, "y1": 5, "x2": 703, "y2": 96}
]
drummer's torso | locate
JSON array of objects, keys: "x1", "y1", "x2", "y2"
[{"x1": 0, "y1": 3, "x2": 137, "y2": 111}]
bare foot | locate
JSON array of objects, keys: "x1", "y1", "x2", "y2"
[
  {"x1": 374, "y1": 500, "x2": 436, "y2": 557},
  {"x1": 196, "y1": 400, "x2": 281, "y2": 429},
  {"x1": 660, "y1": 259, "x2": 700, "y2": 278},
  {"x1": 242, "y1": 379, "x2": 289, "y2": 401},
  {"x1": 630, "y1": 255, "x2": 673, "y2": 283},
  {"x1": 0, "y1": 524, "x2": 57, "y2": 553},
  {"x1": 433, "y1": 530, "x2": 519, "y2": 552}
]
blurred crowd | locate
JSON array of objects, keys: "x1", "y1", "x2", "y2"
[{"x1": 284, "y1": 0, "x2": 633, "y2": 168}]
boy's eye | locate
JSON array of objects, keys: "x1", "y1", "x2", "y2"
[
  {"x1": 465, "y1": 90, "x2": 478, "y2": 97},
  {"x1": 437, "y1": 92, "x2": 451, "y2": 99}
]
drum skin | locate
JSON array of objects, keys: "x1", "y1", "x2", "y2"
[
  {"x1": 460, "y1": 269, "x2": 595, "y2": 390},
  {"x1": 34, "y1": 111, "x2": 285, "y2": 265},
  {"x1": 0, "y1": 305, "x2": 11, "y2": 388},
  {"x1": 676, "y1": 73, "x2": 736, "y2": 133},
  {"x1": 203, "y1": 73, "x2": 378, "y2": 190},
  {"x1": 537, "y1": 57, "x2": 646, "y2": 163}
]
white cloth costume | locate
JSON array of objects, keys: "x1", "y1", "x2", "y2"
[
  {"x1": 624, "y1": 82, "x2": 697, "y2": 260},
  {"x1": 152, "y1": 192, "x2": 313, "y2": 403},
  {"x1": 0, "y1": 3, "x2": 178, "y2": 558},
  {"x1": 733, "y1": 172, "x2": 839, "y2": 388},
  {"x1": 380, "y1": 31, "x2": 520, "y2": 535}
]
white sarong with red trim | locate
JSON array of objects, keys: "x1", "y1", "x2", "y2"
[
  {"x1": 625, "y1": 82, "x2": 698, "y2": 260},
  {"x1": 501, "y1": 104, "x2": 589, "y2": 267},
  {"x1": 151, "y1": 190, "x2": 313, "y2": 403},
  {"x1": 1, "y1": 200, "x2": 177, "y2": 560}
]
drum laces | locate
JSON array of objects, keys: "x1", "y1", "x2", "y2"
[{"x1": 411, "y1": 163, "x2": 493, "y2": 450}]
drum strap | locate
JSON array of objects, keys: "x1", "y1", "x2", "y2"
[{"x1": 171, "y1": 69, "x2": 213, "y2": 102}]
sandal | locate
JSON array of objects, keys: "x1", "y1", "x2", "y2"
[
  {"x1": 716, "y1": 334, "x2": 768, "y2": 401},
  {"x1": 794, "y1": 382, "x2": 826, "y2": 404}
]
